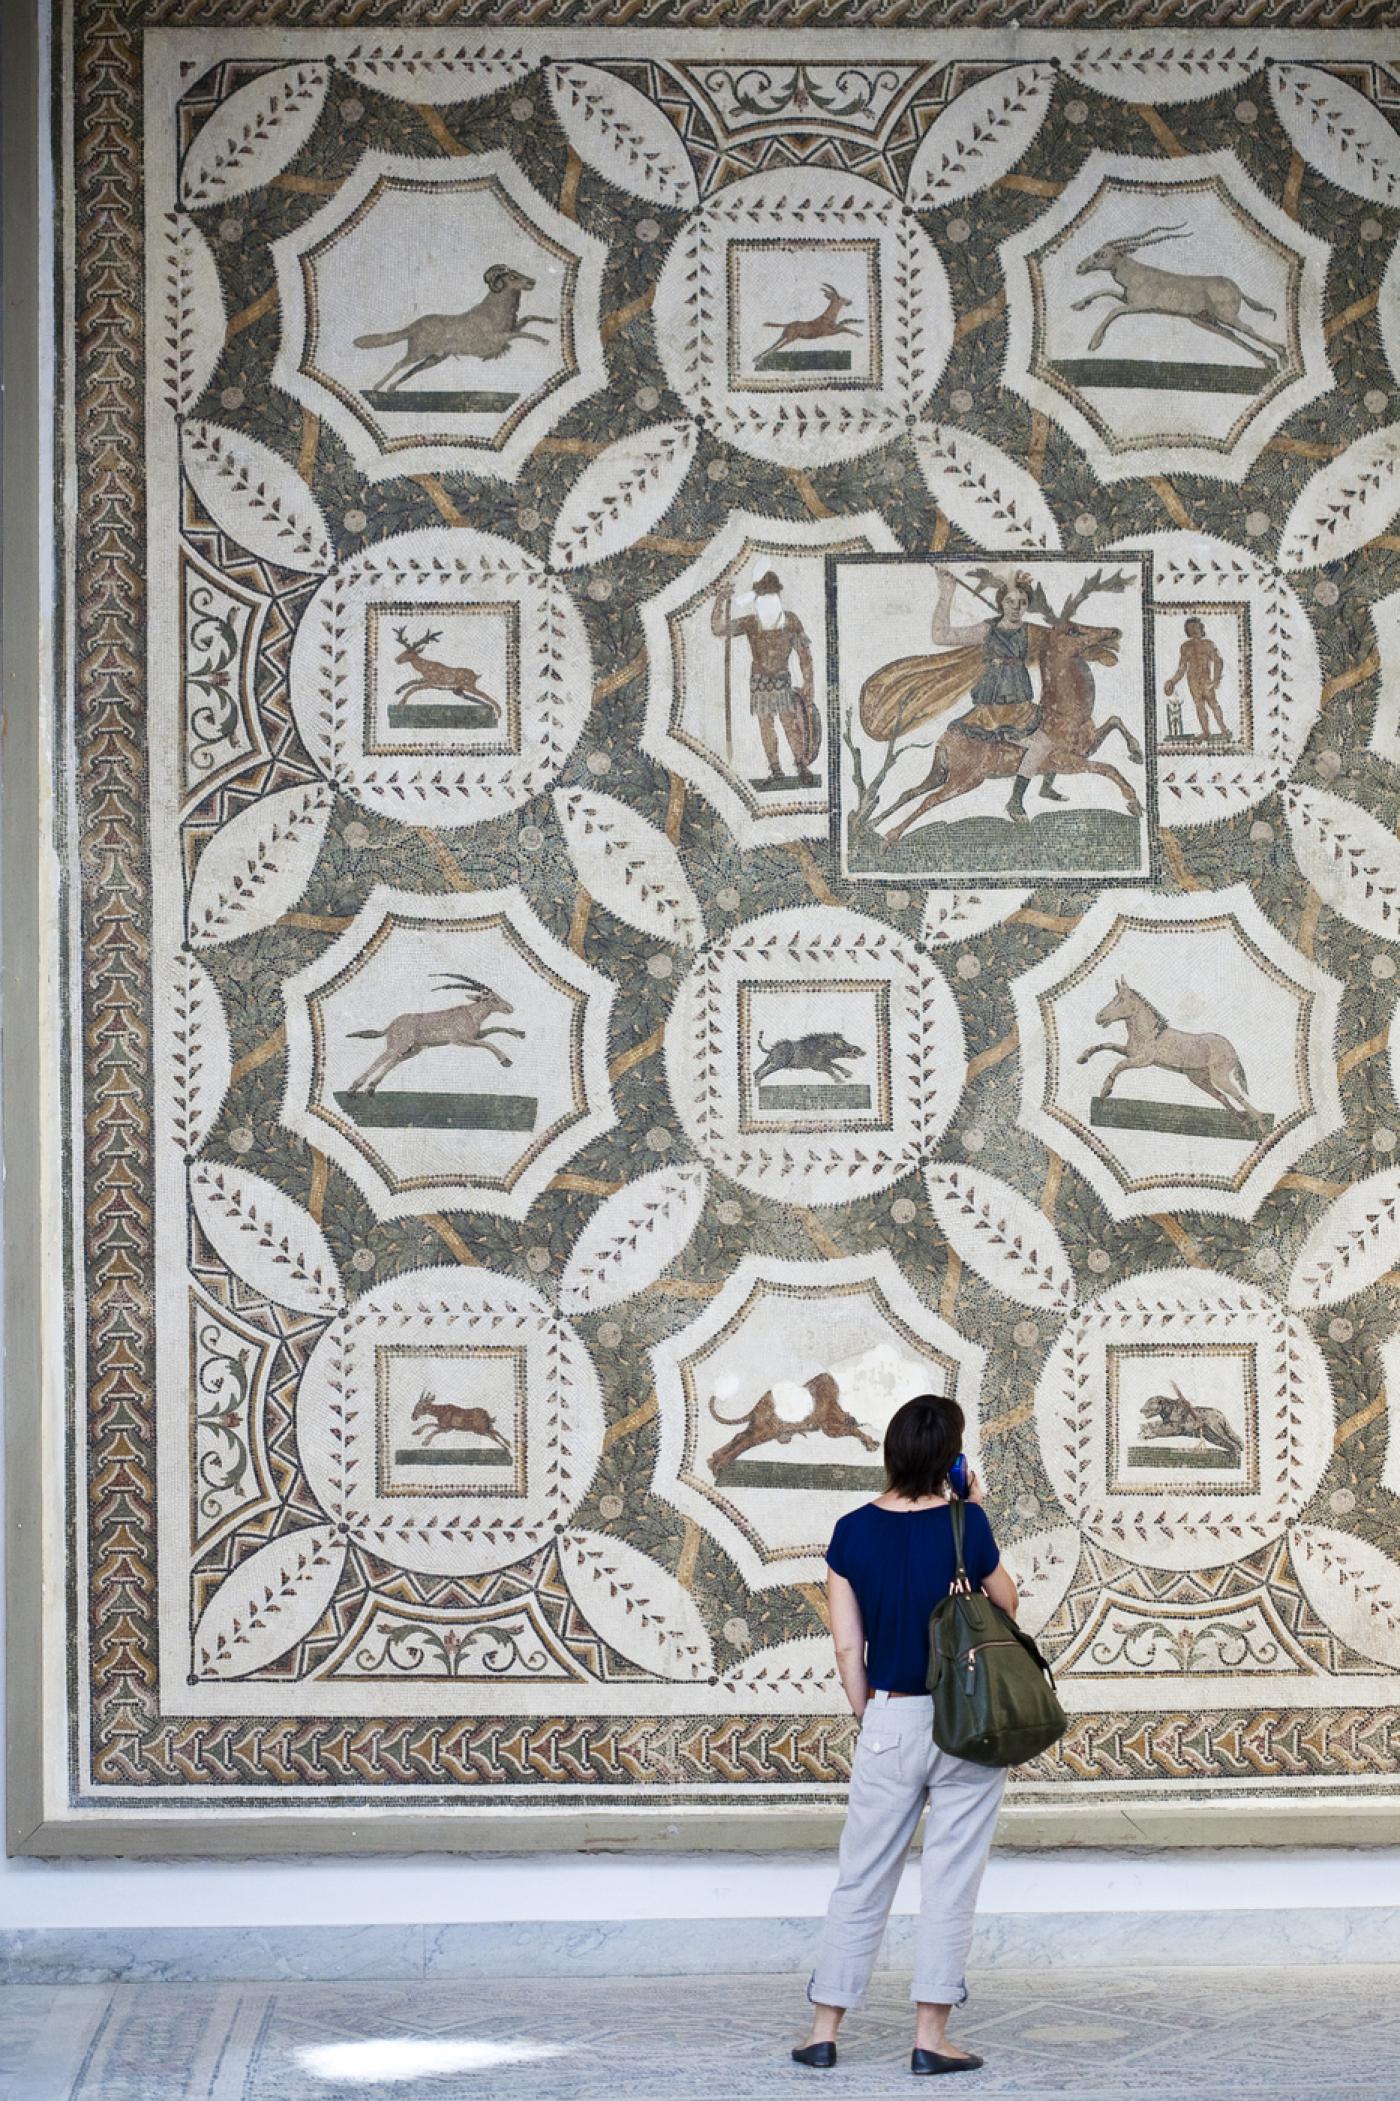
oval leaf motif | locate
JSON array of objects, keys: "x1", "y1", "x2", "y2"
[
  {"x1": 906, "y1": 64, "x2": 1055, "y2": 208},
  {"x1": 1381, "y1": 241, "x2": 1400, "y2": 398},
  {"x1": 158, "y1": 214, "x2": 225, "y2": 416},
  {"x1": 924, "y1": 1164, "x2": 1078, "y2": 1311},
  {"x1": 191, "y1": 1160, "x2": 346, "y2": 1317},
  {"x1": 1270, "y1": 64, "x2": 1400, "y2": 208},
  {"x1": 193, "y1": 1523, "x2": 346, "y2": 1679},
  {"x1": 187, "y1": 781, "x2": 335, "y2": 949},
  {"x1": 1287, "y1": 1166, "x2": 1400, "y2": 1310},
  {"x1": 549, "y1": 420, "x2": 698, "y2": 571},
  {"x1": 182, "y1": 421, "x2": 334, "y2": 576},
  {"x1": 547, "y1": 62, "x2": 699, "y2": 210},
  {"x1": 341, "y1": 40, "x2": 530, "y2": 106},
  {"x1": 716, "y1": 1636, "x2": 842, "y2": 1708},
  {"x1": 1288, "y1": 1523, "x2": 1400, "y2": 1669},
  {"x1": 1065, "y1": 40, "x2": 1263, "y2": 104},
  {"x1": 1381, "y1": 1333, "x2": 1400, "y2": 1500},
  {"x1": 920, "y1": 890, "x2": 1030, "y2": 947},
  {"x1": 557, "y1": 1529, "x2": 715, "y2": 1681},
  {"x1": 998, "y1": 1525, "x2": 1082, "y2": 1640},
  {"x1": 1277, "y1": 423, "x2": 1400, "y2": 572},
  {"x1": 913, "y1": 426, "x2": 1061, "y2": 553},
  {"x1": 553, "y1": 785, "x2": 705, "y2": 947},
  {"x1": 1367, "y1": 581, "x2": 1400, "y2": 763},
  {"x1": 168, "y1": 948, "x2": 232, "y2": 1159},
  {"x1": 559, "y1": 1164, "x2": 709, "y2": 1316},
  {"x1": 1283, "y1": 785, "x2": 1400, "y2": 946},
  {"x1": 180, "y1": 63, "x2": 330, "y2": 209}
]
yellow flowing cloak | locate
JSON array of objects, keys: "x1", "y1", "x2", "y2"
[{"x1": 857, "y1": 626, "x2": 1050, "y2": 742}]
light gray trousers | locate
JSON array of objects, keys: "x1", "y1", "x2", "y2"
[{"x1": 809, "y1": 1690, "x2": 1007, "y2": 2011}]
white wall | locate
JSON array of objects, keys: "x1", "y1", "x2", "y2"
[{"x1": 1, "y1": 1834, "x2": 1398, "y2": 1931}]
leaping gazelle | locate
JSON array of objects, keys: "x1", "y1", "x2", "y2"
[
  {"x1": 345, "y1": 975, "x2": 525, "y2": 1093},
  {"x1": 1072, "y1": 223, "x2": 1286, "y2": 368}
]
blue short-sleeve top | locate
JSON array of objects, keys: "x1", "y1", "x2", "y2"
[{"x1": 825, "y1": 1500, "x2": 1001, "y2": 1695}]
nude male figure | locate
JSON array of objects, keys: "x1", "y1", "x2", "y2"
[{"x1": 1163, "y1": 617, "x2": 1228, "y2": 740}]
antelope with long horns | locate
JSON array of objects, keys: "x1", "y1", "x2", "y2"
[
  {"x1": 346, "y1": 975, "x2": 525, "y2": 1093},
  {"x1": 1072, "y1": 223, "x2": 1285, "y2": 367}
]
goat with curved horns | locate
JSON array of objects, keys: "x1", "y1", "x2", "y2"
[
  {"x1": 346, "y1": 975, "x2": 526, "y2": 1093},
  {"x1": 1072, "y1": 223, "x2": 1285, "y2": 368}
]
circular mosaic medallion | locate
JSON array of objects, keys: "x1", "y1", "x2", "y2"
[
  {"x1": 664, "y1": 905, "x2": 965, "y2": 1205},
  {"x1": 1036, "y1": 1266, "x2": 1333, "y2": 1572},
  {"x1": 296, "y1": 1264, "x2": 605, "y2": 1576},
  {"x1": 288, "y1": 524, "x2": 591, "y2": 830},
  {"x1": 653, "y1": 167, "x2": 952, "y2": 468}
]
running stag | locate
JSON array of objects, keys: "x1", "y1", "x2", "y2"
[{"x1": 392, "y1": 628, "x2": 502, "y2": 719}]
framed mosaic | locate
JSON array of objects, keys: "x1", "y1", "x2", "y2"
[{"x1": 9, "y1": 1, "x2": 1400, "y2": 1854}]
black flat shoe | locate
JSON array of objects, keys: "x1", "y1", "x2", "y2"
[
  {"x1": 911, "y1": 2047, "x2": 984, "y2": 2075},
  {"x1": 792, "y1": 2041, "x2": 837, "y2": 2068}
]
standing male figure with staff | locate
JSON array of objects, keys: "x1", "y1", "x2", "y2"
[{"x1": 711, "y1": 569, "x2": 819, "y2": 789}]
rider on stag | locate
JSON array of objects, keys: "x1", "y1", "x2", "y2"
[{"x1": 859, "y1": 569, "x2": 1056, "y2": 822}]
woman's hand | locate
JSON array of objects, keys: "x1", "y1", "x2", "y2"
[{"x1": 965, "y1": 1468, "x2": 985, "y2": 1506}]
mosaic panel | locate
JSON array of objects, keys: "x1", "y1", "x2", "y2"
[{"x1": 40, "y1": 5, "x2": 1400, "y2": 1833}]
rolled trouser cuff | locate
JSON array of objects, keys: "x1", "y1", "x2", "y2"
[
  {"x1": 910, "y1": 1975, "x2": 969, "y2": 2007},
  {"x1": 807, "y1": 1966, "x2": 868, "y2": 2012}
]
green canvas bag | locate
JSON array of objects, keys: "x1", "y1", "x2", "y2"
[{"x1": 925, "y1": 1499, "x2": 1067, "y2": 1768}]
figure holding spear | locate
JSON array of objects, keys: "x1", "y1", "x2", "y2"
[
  {"x1": 710, "y1": 569, "x2": 819, "y2": 789},
  {"x1": 855, "y1": 563, "x2": 1136, "y2": 834}
]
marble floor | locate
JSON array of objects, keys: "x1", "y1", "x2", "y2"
[{"x1": 7, "y1": 1966, "x2": 1400, "y2": 2101}]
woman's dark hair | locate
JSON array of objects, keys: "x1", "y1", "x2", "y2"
[{"x1": 883, "y1": 1394, "x2": 965, "y2": 1499}]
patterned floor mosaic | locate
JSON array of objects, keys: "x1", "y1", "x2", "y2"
[
  {"x1": 43, "y1": 5, "x2": 1400, "y2": 1830},
  {"x1": 12, "y1": 1968, "x2": 1400, "y2": 2100}
]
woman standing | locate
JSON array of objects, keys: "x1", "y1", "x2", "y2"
[{"x1": 793, "y1": 1394, "x2": 1018, "y2": 2078}]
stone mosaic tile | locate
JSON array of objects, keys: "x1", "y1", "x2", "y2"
[{"x1": 4, "y1": 1968, "x2": 1397, "y2": 2100}]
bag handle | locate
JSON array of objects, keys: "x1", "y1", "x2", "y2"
[
  {"x1": 949, "y1": 1493, "x2": 1059, "y2": 1690},
  {"x1": 948, "y1": 1490, "x2": 974, "y2": 1596}
]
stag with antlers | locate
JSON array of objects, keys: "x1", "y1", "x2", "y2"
[
  {"x1": 345, "y1": 975, "x2": 525, "y2": 1093},
  {"x1": 1072, "y1": 223, "x2": 1284, "y2": 368},
  {"x1": 851, "y1": 567, "x2": 1142, "y2": 838},
  {"x1": 392, "y1": 628, "x2": 502, "y2": 719}
]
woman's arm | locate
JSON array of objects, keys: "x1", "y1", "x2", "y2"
[
  {"x1": 826, "y1": 1567, "x2": 869, "y2": 1719},
  {"x1": 980, "y1": 1561, "x2": 1019, "y2": 1619},
  {"x1": 931, "y1": 569, "x2": 990, "y2": 650}
]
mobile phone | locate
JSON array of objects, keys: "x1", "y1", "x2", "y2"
[{"x1": 947, "y1": 1452, "x2": 970, "y2": 1499}]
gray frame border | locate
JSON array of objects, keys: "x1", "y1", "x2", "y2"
[
  {"x1": 7, "y1": 0, "x2": 1400, "y2": 1856},
  {"x1": 4, "y1": 0, "x2": 54, "y2": 1858}
]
